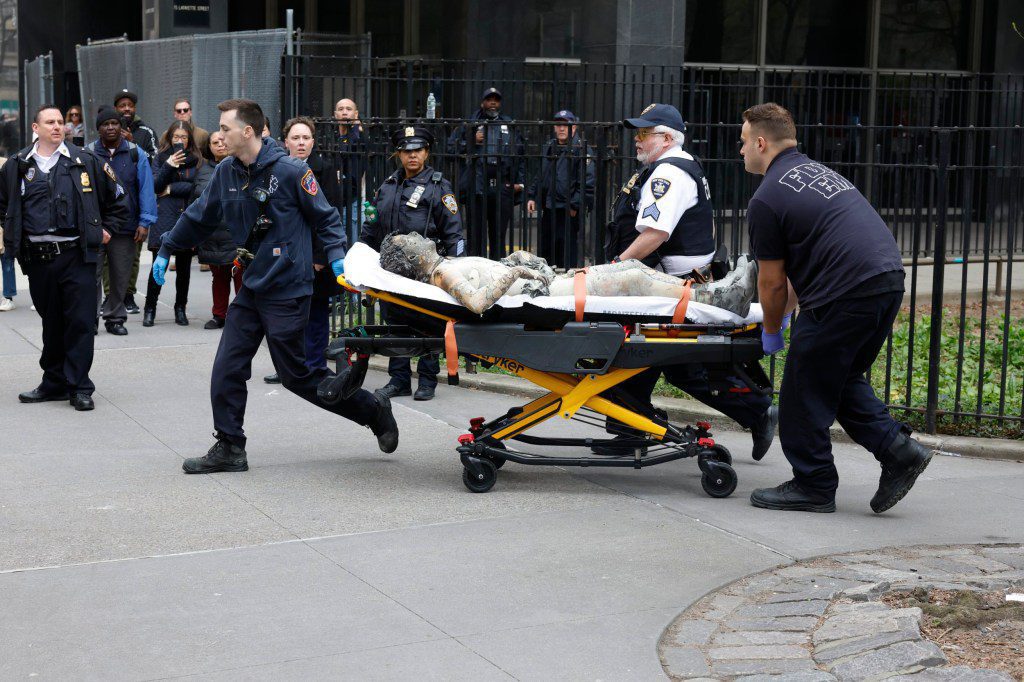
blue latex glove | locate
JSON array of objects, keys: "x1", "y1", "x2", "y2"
[
  {"x1": 152, "y1": 255, "x2": 169, "y2": 286},
  {"x1": 781, "y1": 312, "x2": 792, "y2": 331},
  {"x1": 762, "y1": 329, "x2": 786, "y2": 355},
  {"x1": 331, "y1": 259, "x2": 345, "y2": 278}
]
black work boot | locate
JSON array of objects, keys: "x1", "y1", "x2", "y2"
[
  {"x1": 750, "y1": 405, "x2": 779, "y2": 462},
  {"x1": 142, "y1": 307, "x2": 156, "y2": 327},
  {"x1": 870, "y1": 430, "x2": 933, "y2": 514},
  {"x1": 750, "y1": 480, "x2": 836, "y2": 513},
  {"x1": 377, "y1": 383, "x2": 411, "y2": 399},
  {"x1": 369, "y1": 391, "x2": 400, "y2": 453},
  {"x1": 182, "y1": 437, "x2": 248, "y2": 474},
  {"x1": 413, "y1": 383, "x2": 436, "y2": 401},
  {"x1": 174, "y1": 304, "x2": 189, "y2": 326}
]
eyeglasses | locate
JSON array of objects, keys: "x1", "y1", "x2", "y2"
[
  {"x1": 634, "y1": 128, "x2": 666, "y2": 141},
  {"x1": 175, "y1": 107, "x2": 190, "y2": 114}
]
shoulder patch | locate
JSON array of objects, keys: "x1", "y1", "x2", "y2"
[
  {"x1": 442, "y1": 193, "x2": 459, "y2": 215},
  {"x1": 650, "y1": 177, "x2": 671, "y2": 200},
  {"x1": 102, "y1": 163, "x2": 117, "y2": 182},
  {"x1": 641, "y1": 203, "x2": 661, "y2": 221},
  {"x1": 300, "y1": 169, "x2": 319, "y2": 196}
]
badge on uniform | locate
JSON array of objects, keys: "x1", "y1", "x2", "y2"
[
  {"x1": 405, "y1": 126, "x2": 415, "y2": 138},
  {"x1": 441, "y1": 193, "x2": 459, "y2": 215},
  {"x1": 272, "y1": 247, "x2": 281, "y2": 257},
  {"x1": 622, "y1": 171, "x2": 640, "y2": 195},
  {"x1": 651, "y1": 178, "x2": 671, "y2": 200},
  {"x1": 300, "y1": 169, "x2": 319, "y2": 196},
  {"x1": 102, "y1": 163, "x2": 117, "y2": 182},
  {"x1": 406, "y1": 184, "x2": 426, "y2": 208},
  {"x1": 81, "y1": 172, "x2": 93, "y2": 192},
  {"x1": 25, "y1": 168, "x2": 35, "y2": 182}
]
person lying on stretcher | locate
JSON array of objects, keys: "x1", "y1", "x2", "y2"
[{"x1": 378, "y1": 231, "x2": 758, "y2": 317}]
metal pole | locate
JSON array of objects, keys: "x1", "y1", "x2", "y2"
[
  {"x1": 286, "y1": 9, "x2": 294, "y2": 56},
  {"x1": 925, "y1": 129, "x2": 951, "y2": 433}
]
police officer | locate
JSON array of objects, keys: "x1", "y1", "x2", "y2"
[
  {"x1": 153, "y1": 98, "x2": 399, "y2": 473},
  {"x1": 597, "y1": 103, "x2": 777, "y2": 459},
  {"x1": 526, "y1": 109, "x2": 595, "y2": 268},
  {"x1": 361, "y1": 125, "x2": 465, "y2": 401},
  {"x1": 447, "y1": 87, "x2": 525, "y2": 259},
  {"x1": 740, "y1": 103, "x2": 931, "y2": 514},
  {"x1": 1, "y1": 104, "x2": 129, "y2": 411}
]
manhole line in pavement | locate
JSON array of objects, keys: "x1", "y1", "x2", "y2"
[{"x1": 658, "y1": 543, "x2": 1024, "y2": 681}]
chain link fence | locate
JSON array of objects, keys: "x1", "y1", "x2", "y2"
[
  {"x1": 76, "y1": 29, "x2": 289, "y2": 146},
  {"x1": 20, "y1": 51, "x2": 53, "y2": 145}
]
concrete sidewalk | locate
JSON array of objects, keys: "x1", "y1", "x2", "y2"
[{"x1": 1, "y1": 263, "x2": 1023, "y2": 680}]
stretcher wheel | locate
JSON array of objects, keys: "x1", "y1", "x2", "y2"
[
  {"x1": 463, "y1": 459, "x2": 498, "y2": 493},
  {"x1": 709, "y1": 444, "x2": 732, "y2": 466},
  {"x1": 701, "y1": 464, "x2": 737, "y2": 498},
  {"x1": 481, "y1": 437, "x2": 507, "y2": 469}
]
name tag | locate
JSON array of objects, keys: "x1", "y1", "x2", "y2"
[{"x1": 406, "y1": 185, "x2": 426, "y2": 208}]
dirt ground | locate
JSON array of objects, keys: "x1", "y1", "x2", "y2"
[{"x1": 884, "y1": 588, "x2": 1024, "y2": 680}]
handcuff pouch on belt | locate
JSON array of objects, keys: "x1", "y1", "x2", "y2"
[{"x1": 233, "y1": 186, "x2": 273, "y2": 274}]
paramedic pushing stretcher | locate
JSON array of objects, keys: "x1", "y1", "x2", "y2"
[
  {"x1": 153, "y1": 99, "x2": 399, "y2": 474},
  {"x1": 598, "y1": 103, "x2": 777, "y2": 460},
  {"x1": 741, "y1": 103, "x2": 931, "y2": 514}
]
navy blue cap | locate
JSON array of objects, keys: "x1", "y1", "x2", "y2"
[
  {"x1": 391, "y1": 125, "x2": 434, "y2": 151},
  {"x1": 623, "y1": 103, "x2": 685, "y2": 133},
  {"x1": 553, "y1": 109, "x2": 576, "y2": 122},
  {"x1": 481, "y1": 87, "x2": 502, "y2": 101}
]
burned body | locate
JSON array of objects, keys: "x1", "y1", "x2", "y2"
[{"x1": 378, "y1": 232, "x2": 757, "y2": 317}]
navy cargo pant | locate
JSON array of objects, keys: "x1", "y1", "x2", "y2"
[
  {"x1": 211, "y1": 286, "x2": 378, "y2": 447},
  {"x1": 26, "y1": 244, "x2": 97, "y2": 396},
  {"x1": 608, "y1": 364, "x2": 772, "y2": 435},
  {"x1": 780, "y1": 291, "x2": 904, "y2": 497}
]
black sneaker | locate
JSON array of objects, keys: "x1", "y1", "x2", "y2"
[
  {"x1": 263, "y1": 373, "x2": 281, "y2": 384},
  {"x1": 750, "y1": 405, "x2": 779, "y2": 461},
  {"x1": 124, "y1": 295, "x2": 140, "y2": 314},
  {"x1": 370, "y1": 391, "x2": 400, "y2": 453},
  {"x1": 377, "y1": 383, "x2": 411, "y2": 399},
  {"x1": 204, "y1": 317, "x2": 225, "y2": 330},
  {"x1": 870, "y1": 431, "x2": 933, "y2": 513},
  {"x1": 750, "y1": 480, "x2": 836, "y2": 513},
  {"x1": 105, "y1": 321, "x2": 128, "y2": 336},
  {"x1": 182, "y1": 438, "x2": 249, "y2": 474},
  {"x1": 413, "y1": 384, "x2": 436, "y2": 401}
]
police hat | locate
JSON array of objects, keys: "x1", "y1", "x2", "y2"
[
  {"x1": 481, "y1": 87, "x2": 502, "y2": 101},
  {"x1": 623, "y1": 103, "x2": 686, "y2": 133},
  {"x1": 114, "y1": 89, "x2": 138, "y2": 105},
  {"x1": 391, "y1": 125, "x2": 434, "y2": 151},
  {"x1": 553, "y1": 109, "x2": 577, "y2": 123}
]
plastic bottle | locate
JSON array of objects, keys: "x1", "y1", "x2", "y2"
[
  {"x1": 426, "y1": 92, "x2": 437, "y2": 119},
  {"x1": 363, "y1": 200, "x2": 377, "y2": 224}
]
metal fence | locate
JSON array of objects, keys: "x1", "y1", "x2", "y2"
[
  {"x1": 21, "y1": 51, "x2": 53, "y2": 144},
  {"x1": 314, "y1": 117, "x2": 1023, "y2": 434},
  {"x1": 76, "y1": 29, "x2": 290, "y2": 146}
]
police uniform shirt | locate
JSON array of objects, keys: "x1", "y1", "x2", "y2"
[
  {"x1": 747, "y1": 147, "x2": 904, "y2": 310},
  {"x1": 24, "y1": 141, "x2": 76, "y2": 243},
  {"x1": 635, "y1": 147, "x2": 714, "y2": 275}
]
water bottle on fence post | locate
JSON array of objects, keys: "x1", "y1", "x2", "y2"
[{"x1": 426, "y1": 92, "x2": 437, "y2": 119}]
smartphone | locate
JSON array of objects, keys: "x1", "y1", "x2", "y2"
[
  {"x1": 171, "y1": 142, "x2": 185, "y2": 154},
  {"x1": 120, "y1": 115, "x2": 132, "y2": 130}
]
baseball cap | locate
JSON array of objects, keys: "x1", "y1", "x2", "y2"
[
  {"x1": 623, "y1": 103, "x2": 686, "y2": 133},
  {"x1": 481, "y1": 87, "x2": 503, "y2": 101}
]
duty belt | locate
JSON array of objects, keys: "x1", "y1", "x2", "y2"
[{"x1": 23, "y1": 239, "x2": 79, "y2": 262}]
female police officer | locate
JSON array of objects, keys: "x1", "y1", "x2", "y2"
[{"x1": 360, "y1": 125, "x2": 464, "y2": 401}]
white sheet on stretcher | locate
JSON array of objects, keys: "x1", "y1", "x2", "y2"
[{"x1": 344, "y1": 242, "x2": 763, "y2": 325}]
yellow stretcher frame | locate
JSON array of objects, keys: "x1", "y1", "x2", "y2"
[{"x1": 340, "y1": 276, "x2": 677, "y2": 441}]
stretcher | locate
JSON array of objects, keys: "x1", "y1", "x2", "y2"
[{"x1": 322, "y1": 244, "x2": 772, "y2": 496}]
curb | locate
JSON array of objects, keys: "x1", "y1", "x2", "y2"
[{"x1": 367, "y1": 357, "x2": 1024, "y2": 462}]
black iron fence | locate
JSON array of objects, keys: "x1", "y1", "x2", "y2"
[{"x1": 315, "y1": 117, "x2": 1023, "y2": 434}]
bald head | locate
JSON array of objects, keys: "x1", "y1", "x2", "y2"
[{"x1": 334, "y1": 98, "x2": 358, "y2": 122}]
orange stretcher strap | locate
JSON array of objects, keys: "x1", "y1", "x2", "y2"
[
  {"x1": 669, "y1": 280, "x2": 693, "y2": 337},
  {"x1": 573, "y1": 268, "x2": 588, "y2": 322},
  {"x1": 444, "y1": 320, "x2": 459, "y2": 379}
]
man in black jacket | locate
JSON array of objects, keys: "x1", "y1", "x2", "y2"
[
  {"x1": 0, "y1": 105, "x2": 129, "y2": 411},
  {"x1": 447, "y1": 87, "x2": 525, "y2": 259},
  {"x1": 526, "y1": 110, "x2": 595, "y2": 268}
]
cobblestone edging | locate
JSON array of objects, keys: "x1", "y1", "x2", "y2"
[{"x1": 659, "y1": 544, "x2": 1024, "y2": 681}]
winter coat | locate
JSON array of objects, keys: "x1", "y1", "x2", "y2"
[{"x1": 150, "y1": 150, "x2": 201, "y2": 250}]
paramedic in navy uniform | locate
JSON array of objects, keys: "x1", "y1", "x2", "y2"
[
  {"x1": 740, "y1": 102, "x2": 932, "y2": 514},
  {"x1": 2, "y1": 104, "x2": 129, "y2": 412},
  {"x1": 597, "y1": 103, "x2": 777, "y2": 460},
  {"x1": 153, "y1": 98, "x2": 399, "y2": 473},
  {"x1": 360, "y1": 125, "x2": 465, "y2": 402}
]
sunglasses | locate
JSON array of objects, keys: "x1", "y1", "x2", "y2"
[
  {"x1": 175, "y1": 107, "x2": 191, "y2": 114},
  {"x1": 634, "y1": 128, "x2": 666, "y2": 141}
]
